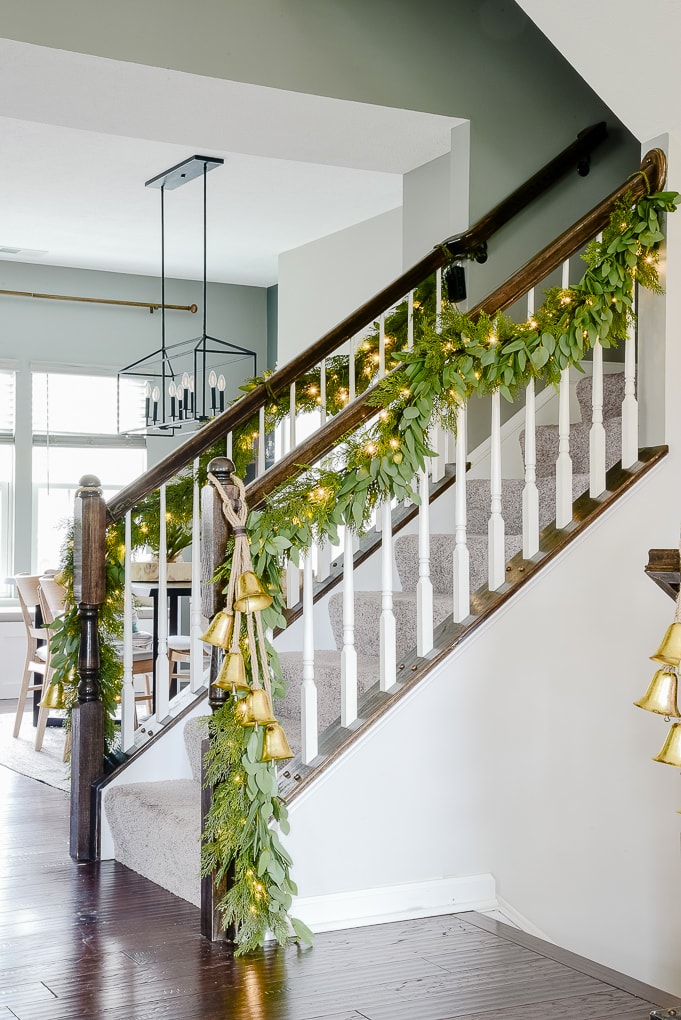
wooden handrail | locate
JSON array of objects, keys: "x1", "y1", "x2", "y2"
[
  {"x1": 242, "y1": 147, "x2": 667, "y2": 508},
  {"x1": 106, "y1": 123, "x2": 608, "y2": 523}
]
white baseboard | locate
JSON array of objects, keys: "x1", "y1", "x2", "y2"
[
  {"x1": 490, "y1": 894, "x2": 554, "y2": 943},
  {"x1": 291, "y1": 872, "x2": 497, "y2": 934}
]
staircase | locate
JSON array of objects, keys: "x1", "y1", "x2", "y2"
[{"x1": 103, "y1": 369, "x2": 629, "y2": 905}]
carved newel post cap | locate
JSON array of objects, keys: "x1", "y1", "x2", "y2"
[
  {"x1": 78, "y1": 474, "x2": 102, "y2": 489},
  {"x1": 207, "y1": 457, "x2": 234, "y2": 477}
]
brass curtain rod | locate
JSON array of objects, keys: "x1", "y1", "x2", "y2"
[{"x1": 0, "y1": 288, "x2": 198, "y2": 314}]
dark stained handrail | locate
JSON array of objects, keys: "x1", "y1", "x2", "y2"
[
  {"x1": 240, "y1": 148, "x2": 666, "y2": 507},
  {"x1": 107, "y1": 123, "x2": 610, "y2": 523}
]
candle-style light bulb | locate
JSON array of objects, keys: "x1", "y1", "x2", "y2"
[
  {"x1": 209, "y1": 369, "x2": 217, "y2": 411},
  {"x1": 144, "y1": 380, "x2": 151, "y2": 422},
  {"x1": 218, "y1": 373, "x2": 226, "y2": 412},
  {"x1": 151, "y1": 385, "x2": 160, "y2": 425},
  {"x1": 181, "y1": 372, "x2": 190, "y2": 420},
  {"x1": 168, "y1": 381, "x2": 177, "y2": 419}
]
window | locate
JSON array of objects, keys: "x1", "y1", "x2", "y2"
[{"x1": 32, "y1": 370, "x2": 146, "y2": 573}]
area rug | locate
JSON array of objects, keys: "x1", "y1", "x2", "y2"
[{"x1": 0, "y1": 710, "x2": 70, "y2": 791}]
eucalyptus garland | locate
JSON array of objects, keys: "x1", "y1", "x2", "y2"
[{"x1": 46, "y1": 186, "x2": 677, "y2": 954}]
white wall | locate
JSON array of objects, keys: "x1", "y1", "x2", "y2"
[{"x1": 277, "y1": 209, "x2": 402, "y2": 367}]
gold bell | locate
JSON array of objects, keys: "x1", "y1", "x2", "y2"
[
  {"x1": 213, "y1": 651, "x2": 250, "y2": 692},
  {"x1": 634, "y1": 669, "x2": 681, "y2": 718},
  {"x1": 261, "y1": 723, "x2": 293, "y2": 762},
  {"x1": 653, "y1": 722, "x2": 681, "y2": 767},
  {"x1": 233, "y1": 572, "x2": 272, "y2": 614},
  {"x1": 234, "y1": 696, "x2": 255, "y2": 727},
  {"x1": 39, "y1": 682, "x2": 67, "y2": 710},
  {"x1": 248, "y1": 688, "x2": 277, "y2": 725},
  {"x1": 200, "y1": 610, "x2": 234, "y2": 649},
  {"x1": 650, "y1": 622, "x2": 681, "y2": 667}
]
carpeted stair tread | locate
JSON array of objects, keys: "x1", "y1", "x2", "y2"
[
  {"x1": 575, "y1": 370, "x2": 624, "y2": 422},
  {"x1": 105, "y1": 779, "x2": 201, "y2": 906},
  {"x1": 327, "y1": 590, "x2": 452, "y2": 659},
  {"x1": 184, "y1": 715, "x2": 208, "y2": 783},
  {"x1": 392, "y1": 533, "x2": 523, "y2": 599},
  {"x1": 520, "y1": 416, "x2": 621, "y2": 476}
]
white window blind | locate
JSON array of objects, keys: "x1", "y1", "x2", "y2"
[
  {"x1": 32, "y1": 371, "x2": 145, "y2": 436},
  {"x1": 0, "y1": 370, "x2": 16, "y2": 436}
]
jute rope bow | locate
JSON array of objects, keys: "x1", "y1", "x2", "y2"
[{"x1": 207, "y1": 471, "x2": 273, "y2": 704}]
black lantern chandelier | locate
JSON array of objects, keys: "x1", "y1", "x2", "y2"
[{"x1": 118, "y1": 155, "x2": 257, "y2": 434}]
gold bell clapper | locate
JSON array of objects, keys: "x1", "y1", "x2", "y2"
[
  {"x1": 261, "y1": 723, "x2": 293, "y2": 762},
  {"x1": 634, "y1": 669, "x2": 681, "y2": 718},
  {"x1": 650, "y1": 622, "x2": 681, "y2": 667},
  {"x1": 213, "y1": 651, "x2": 250, "y2": 693},
  {"x1": 200, "y1": 610, "x2": 234, "y2": 650},
  {"x1": 39, "y1": 682, "x2": 66, "y2": 710},
  {"x1": 653, "y1": 722, "x2": 681, "y2": 767},
  {"x1": 234, "y1": 571, "x2": 273, "y2": 614}
]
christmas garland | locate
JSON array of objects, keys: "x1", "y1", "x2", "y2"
[{"x1": 47, "y1": 186, "x2": 677, "y2": 953}]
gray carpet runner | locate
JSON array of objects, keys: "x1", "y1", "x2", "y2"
[{"x1": 105, "y1": 371, "x2": 625, "y2": 904}]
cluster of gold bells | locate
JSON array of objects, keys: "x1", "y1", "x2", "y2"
[
  {"x1": 200, "y1": 471, "x2": 293, "y2": 763},
  {"x1": 635, "y1": 620, "x2": 681, "y2": 791}
]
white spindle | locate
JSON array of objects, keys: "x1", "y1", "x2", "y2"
[
  {"x1": 320, "y1": 357, "x2": 327, "y2": 426},
  {"x1": 453, "y1": 404, "x2": 470, "y2": 622},
  {"x1": 301, "y1": 552, "x2": 318, "y2": 764},
  {"x1": 522, "y1": 289, "x2": 539, "y2": 558},
  {"x1": 416, "y1": 469, "x2": 434, "y2": 656},
  {"x1": 349, "y1": 335, "x2": 356, "y2": 403},
  {"x1": 226, "y1": 431, "x2": 233, "y2": 462},
  {"x1": 190, "y1": 459, "x2": 204, "y2": 693},
  {"x1": 289, "y1": 382, "x2": 296, "y2": 450},
  {"x1": 121, "y1": 511, "x2": 135, "y2": 751},
  {"x1": 379, "y1": 498, "x2": 397, "y2": 692},
  {"x1": 431, "y1": 269, "x2": 447, "y2": 482},
  {"x1": 340, "y1": 526, "x2": 357, "y2": 726},
  {"x1": 522, "y1": 380, "x2": 539, "y2": 558},
  {"x1": 378, "y1": 313, "x2": 386, "y2": 378},
  {"x1": 257, "y1": 405, "x2": 266, "y2": 476},
  {"x1": 488, "y1": 390, "x2": 505, "y2": 590},
  {"x1": 155, "y1": 484, "x2": 170, "y2": 721},
  {"x1": 556, "y1": 367, "x2": 573, "y2": 528},
  {"x1": 555, "y1": 260, "x2": 573, "y2": 529},
  {"x1": 622, "y1": 287, "x2": 638, "y2": 468},
  {"x1": 407, "y1": 290, "x2": 414, "y2": 349},
  {"x1": 286, "y1": 559, "x2": 300, "y2": 609},
  {"x1": 589, "y1": 339, "x2": 606, "y2": 496}
]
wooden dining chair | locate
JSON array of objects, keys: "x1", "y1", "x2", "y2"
[
  {"x1": 34, "y1": 575, "x2": 67, "y2": 752},
  {"x1": 12, "y1": 574, "x2": 50, "y2": 741}
]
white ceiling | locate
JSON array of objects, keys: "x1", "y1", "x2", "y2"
[{"x1": 0, "y1": 39, "x2": 463, "y2": 287}]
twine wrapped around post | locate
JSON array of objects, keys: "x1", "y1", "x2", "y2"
[{"x1": 207, "y1": 471, "x2": 273, "y2": 705}]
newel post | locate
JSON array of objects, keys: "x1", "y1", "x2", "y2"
[
  {"x1": 200, "y1": 456, "x2": 238, "y2": 941},
  {"x1": 70, "y1": 474, "x2": 107, "y2": 862}
]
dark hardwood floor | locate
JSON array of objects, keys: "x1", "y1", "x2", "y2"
[{"x1": 0, "y1": 764, "x2": 676, "y2": 1020}]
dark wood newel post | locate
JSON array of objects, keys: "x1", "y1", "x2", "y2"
[
  {"x1": 200, "y1": 457, "x2": 238, "y2": 942},
  {"x1": 70, "y1": 474, "x2": 107, "y2": 862}
]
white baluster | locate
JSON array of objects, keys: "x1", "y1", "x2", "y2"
[
  {"x1": 556, "y1": 260, "x2": 573, "y2": 528},
  {"x1": 301, "y1": 551, "x2": 318, "y2": 765},
  {"x1": 340, "y1": 526, "x2": 358, "y2": 726},
  {"x1": 416, "y1": 469, "x2": 434, "y2": 656},
  {"x1": 378, "y1": 312, "x2": 386, "y2": 378},
  {"x1": 316, "y1": 540, "x2": 332, "y2": 583},
  {"x1": 622, "y1": 287, "x2": 638, "y2": 468},
  {"x1": 286, "y1": 558, "x2": 300, "y2": 609},
  {"x1": 226, "y1": 431, "x2": 233, "y2": 462},
  {"x1": 488, "y1": 390, "x2": 505, "y2": 591},
  {"x1": 431, "y1": 269, "x2": 447, "y2": 482},
  {"x1": 155, "y1": 484, "x2": 170, "y2": 721},
  {"x1": 289, "y1": 382, "x2": 296, "y2": 450},
  {"x1": 379, "y1": 498, "x2": 397, "y2": 691},
  {"x1": 349, "y1": 335, "x2": 356, "y2": 403},
  {"x1": 407, "y1": 290, "x2": 414, "y2": 349},
  {"x1": 453, "y1": 404, "x2": 470, "y2": 622},
  {"x1": 121, "y1": 511, "x2": 135, "y2": 751},
  {"x1": 589, "y1": 339, "x2": 606, "y2": 496},
  {"x1": 556, "y1": 367, "x2": 573, "y2": 528},
  {"x1": 522, "y1": 379, "x2": 539, "y2": 559},
  {"x1": 320, "y1": 357, "x2": 327, "y2": 427},
  {"x1": 257, "y1": 405, "x2": 266, "y2": 476},
  {"x1": 523, "y1": 289, "x2": 539, "y2": 559},
  {"x1": 190, "y1": 459, "x2": 204, "y2": 693}
]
